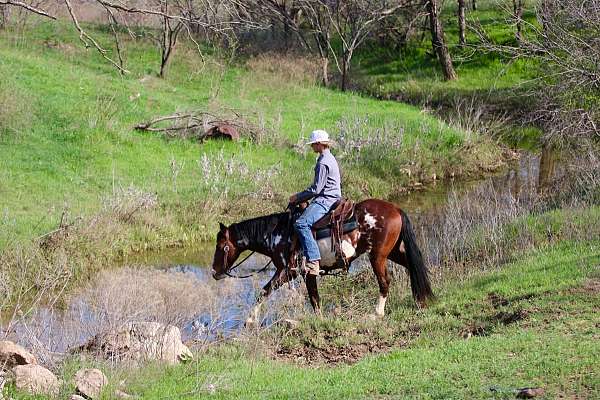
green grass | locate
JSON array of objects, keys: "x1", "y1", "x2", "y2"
[
  {"x1": 70, "y1": 241, "x2": 598, "y2": 399},
  {"x1": 0, "y1": 21, "x2": 506, "y2": 248},
  {"x1": 4, "y1": 201, "x2": 599, "y2": 399},
  {"x1": 355, "y1": 0, "x2": 540, "y2": 109}
]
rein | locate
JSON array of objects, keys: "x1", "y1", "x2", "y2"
[
  {"x1": 221, "y1": 206, "x2": 294, "y2": 279},
  {"x1": 223, "y1": 246, "x2": 273, "y2": 279}
]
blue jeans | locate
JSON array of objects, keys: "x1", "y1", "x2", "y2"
[{"x1": 294, "y1": 202, "x2": 329, "y2": 262}]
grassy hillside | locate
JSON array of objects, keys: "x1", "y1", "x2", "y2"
[{"x1": 0, "y1": 21, "x2": 506, "y2": 249}]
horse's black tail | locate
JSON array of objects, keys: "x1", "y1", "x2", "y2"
[{"x1": 399, "y1": 210, "x2": 434, "y2": 306}]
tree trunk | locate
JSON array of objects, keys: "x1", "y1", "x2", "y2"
[
  {"x1": 160, "y1": 16, "x2": 170, "y2": 78},
  {"x1": 425, "y1": 0, "x2": 458, "y2": 81},
  {"x1": 321, "y1": 56, "x2": 329, "y2": 87},
  {"x1": 159, "y1": 18, "x2": 182, "y2": 78},
  {"x1": 458, "y1": 0, "x2": 466, "y2": 46},
  {"x1": 471, "y1": 0, "x2": 477, "y2": 10},
  {"x1": 340, "y1": 55, "x2": 349, "y2": 91},
  {"x1": 0, "y1": 5, "x2": 7, "y2": 30},
  {"x1": 283, "y1": 19, "x2": 291, "y2": 51},
  {"x1": 513, "y1": 0, "x2": 524, "y2": 44},
  {"x1": 539, "y1": 0, "x2": 550, "y2": 33}
]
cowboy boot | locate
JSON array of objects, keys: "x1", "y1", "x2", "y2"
[{"x1": 305, "y1": 260, "x2": 320, "y2": 276}]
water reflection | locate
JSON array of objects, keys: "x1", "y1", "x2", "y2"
[
  {"x1": 538, "y1": 144, "x2": 558, "y2": 192},
  {"x1": 392, "y1": 148, "x2": 561, "y2": 215}
]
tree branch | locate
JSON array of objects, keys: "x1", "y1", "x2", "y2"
[
  {"x1": 0, "y1": 0, "x2": 56, "y2": 19},
  {"x1": 63, "y1": 0, "x2": 129, "y2": 74}
]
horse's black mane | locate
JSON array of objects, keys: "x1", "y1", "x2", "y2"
[{"x1": 230, "y1": 212, "x2": 289, "y2": 248}]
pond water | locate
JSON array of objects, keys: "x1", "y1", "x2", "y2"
[{"x1": 4, "y1": 147, "x2": 561, "y2": 359}]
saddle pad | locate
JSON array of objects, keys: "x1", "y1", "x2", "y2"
[{"x1": 315, "y1": 218, "x2": 359, "y2": 241}]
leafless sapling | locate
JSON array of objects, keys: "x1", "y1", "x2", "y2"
[{"x1": 458, "y1": 0, "x2": 466, "y2": 46}]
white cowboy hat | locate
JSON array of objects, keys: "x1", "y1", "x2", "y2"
[{"x1": 306, "y1": 129, "x2": 331, "y2": 145}]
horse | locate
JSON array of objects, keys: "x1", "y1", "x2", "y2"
[{"x1": 211, "y1": 198, "x2": 433, "y2": 324}]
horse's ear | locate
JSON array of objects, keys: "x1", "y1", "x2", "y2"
[{"x1": 219, "y1": 222, "x2": 230, "y2": 239}]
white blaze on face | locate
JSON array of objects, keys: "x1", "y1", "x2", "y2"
[
  {"x1": 364, "y1": 212, "x2": 378, "y2": 230},
  {"x1": 375, "y1": 295, "x2": 387, "y2": 316}
]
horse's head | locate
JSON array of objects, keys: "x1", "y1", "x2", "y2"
[{"x1": 211, "y1": 222, "x2": 240, "y2": 280}]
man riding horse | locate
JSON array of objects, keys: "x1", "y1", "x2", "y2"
[
  {"x1": 288, "y1": 129, "x2": 341, "y2": 278},
  {"x1": 211, "y1": 130, "x2": 434, "y2": 323}
]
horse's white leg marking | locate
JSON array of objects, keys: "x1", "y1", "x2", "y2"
[
  {"x1": 245, "y1": 302, "x2": 262, "y2": 326},
  {"x1": 375, "y1": 295, "x2": 387, "y2": 316}
]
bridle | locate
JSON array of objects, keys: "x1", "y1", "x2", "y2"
[{"x1": 220, "y1": 244, "x2": 273, "y2": 279}]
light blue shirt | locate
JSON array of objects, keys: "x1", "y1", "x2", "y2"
[{"x1": 295, "y1": 149, "x2": 342, "y2": 209}]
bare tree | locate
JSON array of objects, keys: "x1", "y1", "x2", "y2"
[
  {"x1": 253, "y1": 1, "x2": 412, "y2": 90},
  {"x1": 512, "y1": 0, "x2": 524, "y2": 43},
  {"x1": 86, "y1": 0, "x2": 260, "y2": 76},
  {"x1": 158, "y1": 1, "x2": 184, "y2": 77},
  {"x1": 331, "y1": 1, "x2": 406, "y2": 91},
  {"x1": 370, "y1": 0, "x2": 423, "y2": 50},
  {"x1": 0, "y1": 5, "x2": 7, "y2": 29},
  {"x1": 300, "y1": 0, "x2": 406, "y2": 91},
  {"x1": 244, "y1": 1, "x2": 308, "y2": 53},
  {"x1": 475, "y1": 0, "x2": 600, "y2": 141},
  {"x1": 297, "y1": 0, "x2": 332, "y2": 86},
  {"x1": 425, "y1": 0, "x2": 457, "y2": 80},
  {"x1": 0, "y1": 0, "x2": 56, "y2": 21},
  {"x1": 0, "y1": 0, "x2": 259, "y2": 76},
  {"x1": 458, "y1": 0, "x2": 466, "y2": 46}
]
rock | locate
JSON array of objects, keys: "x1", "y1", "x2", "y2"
[
  {"x1": 0, "y1": 341, "x2": 37, "y2": 370},
  {"x1": 74, "y1": 368, "x2": 107, "y2": 399},
  {"x1": 83, "y1": 322, "x2": 193, "y2": 365},
  {"x1": 516, "y1": 387, "x2": 545, "y2": 398},
  {"x1": 12, "y1": 364, "x2": 59, "y2": 396}
]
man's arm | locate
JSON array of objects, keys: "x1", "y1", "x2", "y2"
[{"x1": 290, "y1": 163, "x2": 329, "y2": 204}]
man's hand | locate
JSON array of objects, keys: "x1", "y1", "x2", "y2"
[{"x1": 288, "y1": 194, "x2": 297, "y2": 204}]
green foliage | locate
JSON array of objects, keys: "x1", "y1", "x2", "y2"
[
  {"x1": 356, "y1": 0, "x2": 540, "y2": 110},
  {"x1": 0, "y1": 21, "x2": 506, "y2": 248}
]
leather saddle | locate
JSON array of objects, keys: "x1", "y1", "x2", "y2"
[
  {"x1": 288, "y1": 199, "x2": 358, "y2": 270},
  {"x1": 312, "y1": 199, "x2": 358, "y2": 266},
  {"x1": 312, "y1": 198, "x2": 357, "y2": 238}
]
